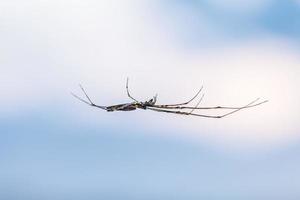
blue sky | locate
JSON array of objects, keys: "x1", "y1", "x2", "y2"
[
  {"x1": 154, "y1": 0, "x2": 300, "y2": 48},
  {"x1": 2, "y1": 110, "x2": 300, "y2": 199},
  {"x1": 1, "y1": 0, "x2": 300, "y2": 199}
]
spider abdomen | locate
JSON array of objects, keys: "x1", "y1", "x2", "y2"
[{"x1": 106, "y1": 103, "x2": 137, "y2": 112}]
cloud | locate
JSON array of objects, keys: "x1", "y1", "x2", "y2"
[{"x1": 1, "y1": 0, "x2": 300, "y2": 151}]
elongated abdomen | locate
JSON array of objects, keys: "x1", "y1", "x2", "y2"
[{"x1": 106, "y1": 103, "x2": 137, "y2": 112}]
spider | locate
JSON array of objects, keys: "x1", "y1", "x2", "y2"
[{"x1": 71, "y1": 78, "x2": 268, "y2": 118}]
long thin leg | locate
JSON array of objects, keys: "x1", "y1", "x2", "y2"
[
  {"x1": 71, "y1": 84, "x2": 107, "y2": 110},
  {"x1": 152, "y1": 100, "x2": 268, "y2": 110},
  {"x1": 155, "y1": 86, "x2": 203, "y2": 107},
  {"x1": 126, "y1": 78, "x2": 139, "y2": 102},
  {"x1": 79, "y1": 84, "x2": 93, "y2": 104},
  {"x1": 188, "y1": 93, "x2": 205, "y2": 114},
  {"x1": 147, "y1": 98, "x2": 262, "y2": 118}
]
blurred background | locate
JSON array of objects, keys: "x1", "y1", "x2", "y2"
[{"x1": 1, "y1": 0, "x2": 300, "y2": 199}]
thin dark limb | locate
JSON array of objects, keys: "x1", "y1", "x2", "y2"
[
  {"x1": 187, "y1": 93, "x2": 205, "y2": 114},
  {"x1": 147, "y1": 98, "x2": 262, "y2": 118},
  {"x1": 71, "y1": 84, "x2": 107, "y2": 110},
  {"x1": 155, "y1": 86, "x2": 203, "y2": 107},
  {"x1": 152, "y1": 99, "x2": 268, "y2": 110},
  {"x1": 126, "y1": 78, "x2": 139, "y2": 102}
]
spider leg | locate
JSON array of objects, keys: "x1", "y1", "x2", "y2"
[
  {"x1": 188, "y1": 93, "x2": 205, "y2": 114},
  {"x1": 155, "y1": 86, "x2": 203, "y2": 107},
  {"x1": 152, "y1": 99, "x2": 268, "y2": 110},
  {"x1": 71, "y1": 84, "x2": 107, "y2": 110},
  {"x1": 71, "y1": 92, "x2": 92, "y2": 106},
  {"x1": 147, "y1": 98, "x2": 261, "y2": 118},
  {"x1": 78, "y1": 84, "x2": 93, "y2": 104},
  {"x1": 126, "y1": 78, "x2": 139, "y2": 103},
  {"x1": 147, "y1": 107, "x2": 220, "y2": 118},
  {"x1": 215, "y1": 98, "x2": 261, "y2": 118}
]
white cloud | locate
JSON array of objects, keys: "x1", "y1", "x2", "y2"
[{"x1": 1, "y1": 0, "x2": 300, "y2": 151}]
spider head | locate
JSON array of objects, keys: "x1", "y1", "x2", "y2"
[{"x1": 145, "y1": 94, "x2": 157, "y2": 106}]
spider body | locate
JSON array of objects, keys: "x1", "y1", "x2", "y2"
[
  {"x1": 71, "y1": 79, "x2": 268, "y2": 118},
  {"x1": 104, "y1": 97, "x2": 157, "y2": 112},
  {"x1": 106, "y1": 103, "x2": 138, "y2": 112}
]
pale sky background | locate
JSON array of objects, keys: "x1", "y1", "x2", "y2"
[{"x1": 1, "y1": 0, "x2": 300, "y2": 199}]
